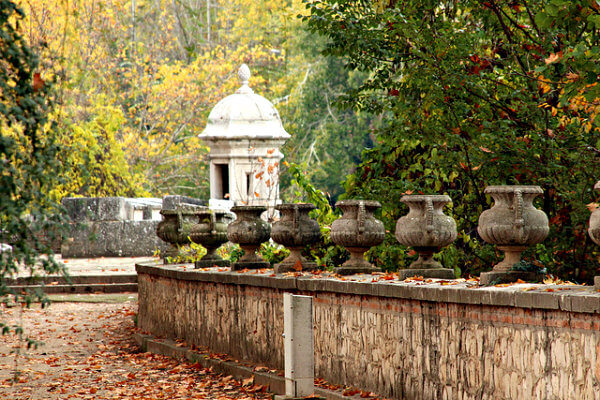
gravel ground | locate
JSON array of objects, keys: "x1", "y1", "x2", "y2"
[{"x1": 0, "y1": 299, "x2": 273, "y2": 400}]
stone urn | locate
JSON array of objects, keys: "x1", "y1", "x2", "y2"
[
  {"x1": 271, "y1": 203, "x2": 321, "y2": 273},
  {"x1": 156, "y1": 206, "x2": 205, "y2": 263},
  {"x1": 190, "y1": 209, "x2": 234, "y2": 268},
  {"x1": 227, "y1": 205, "x2": 271, "y2": 270},
  {"x1": 477, "y1": 185, "x2": 549, "y2": 284},
  {"x1": 395, "y1": 195, "x2": 457, "y2": 280},
  {"x1": 330, "y1": 200, "x2": 385, "y2": 275},
  {"x1": 587, "y1": 181, "x2": 600, "y2": 289}
]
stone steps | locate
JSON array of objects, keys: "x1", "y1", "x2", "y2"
[
  {"x1": 8, "y1": 282, "x2": 138, "y2": 294},
  {"x1": 5, "y1": 274, "x2": 137, "y2": 286},
  {"x1": 6, "y1": 274, "x2": 138, "y2": 294}
]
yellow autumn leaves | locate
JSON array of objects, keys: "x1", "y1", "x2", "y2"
[{"x1": 16, "y1": 0, "x2": 307, "y2": 199}]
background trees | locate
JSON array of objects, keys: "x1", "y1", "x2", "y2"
[
  {"x1": 12, "y1": 0, "x2": 600, "y2": 281},
  {"x1": 303, "y1": 0, "x2": 600, "y2": 282},
  {"x1": 16, "y1": 0, "x2": 369, "y2": 202}
]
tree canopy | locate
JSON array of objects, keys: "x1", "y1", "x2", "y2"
[{"x1": 303, "y1": 0, "x2": 600, "y2": 281}]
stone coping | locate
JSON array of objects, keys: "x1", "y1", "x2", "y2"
[{"x1": 136, "y1": 262, "x2": 600, "y2": 315}]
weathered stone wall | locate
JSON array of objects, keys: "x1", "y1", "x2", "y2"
[
  {"x1": 137, "y1": 264, "x2": 600, "y2": 400},
  {"x1": 138, "y1": 274, "x2": 284, "y2": 366},
  {"x1": 61, "y1": 197, "x2": 168, "y2": 257},
  {"x1": 62, "y1": 220, "x2": 168, "y2": 258}
]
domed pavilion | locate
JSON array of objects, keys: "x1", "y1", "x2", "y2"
[{"x1": 199, "y1": 64, "x2": 290, "y2": 212}]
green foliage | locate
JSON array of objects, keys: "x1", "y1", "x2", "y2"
[
  {"x1": 512, "y1": 260, "x2": 547, "y2": 274},
  {"x1": 162, "y1": 241, "x2": 208, "y2": 264},
  {"x1": 280, "y1": 32, "x2": 374, "y2": 201},
  {"x1": 0, "y1": 0, "x2": 66, "y2": 337},
  {"x1": 303, "y1": 0, "x2": 600, "y2": 282},
  {"x1": 220, "y1": 243, "x2": 243, "y2": 263},
  {"x1": 284, "y1": 162, "x2": 348, "y2": 269},
  {"x1": 259, "y1": 242, "x2": 290, "y2": 266}
]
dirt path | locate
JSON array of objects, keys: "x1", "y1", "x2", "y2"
[{"x1": 0, "y1": 299, "x2": 272, "y2": 399}]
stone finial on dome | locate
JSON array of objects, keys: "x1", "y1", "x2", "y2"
[
  {"x1": 236, "y1": 64, "x2": 254, "y2": 94},
  {"x1": 239, "y1": 64, "x2": 250, "y2": 84}
]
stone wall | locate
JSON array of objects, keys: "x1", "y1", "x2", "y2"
[{"x1": 137, "y1": 263, "x2": 600, "y2": 400}]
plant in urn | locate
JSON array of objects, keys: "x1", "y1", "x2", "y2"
[
  {"x1": 190, "y1": 209, "x2": 234, "y2": 268},
  {"x1": 395, "y1": 195, "x2": 457, "y2": 280},
  {"x1": 587, "y1": 181, "x2": 600, "y2": 289},
  {"x1": 156, "y1": 206, "x2": 205, "y2": 263},
  {"x1": 227, "y1": 205, "x2": 271, "y2": 270},
  {"x1": 271, "y1": 203, "x2": 321, "y2": 273},
  {"x1": 478, "y1": 185, "x2": 549, "y2": 284},
  {"x1": 330, "y1": 200, "x2": 385, "y2": 275}
]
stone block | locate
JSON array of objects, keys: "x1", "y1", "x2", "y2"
[
  {"x1": 61, "y1": 220, "x2": 168, "y2": 257},
  {"x1": 567, "y1": 293, "x2": 600, "y2": 314},
  {"x1": 126, "y1": 198, "x2": 162, "y2": 221},
  {"x1": 62, "y1": 197, "x2": 130, "y2": 222},
  {"x1": 485, "y1": 289, "x2": 516, "y2": 307},
  {"x1": 162, "y1": 195, "x2": 207, "y2": 210},
  {"x1": 514, "y1": 291, "x2": 560, "y2": 310},
  {"x1": 397, "y1": 268, "x2": 455, "y2": 281}
]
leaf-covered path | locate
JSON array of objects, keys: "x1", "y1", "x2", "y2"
[{"x1": 0, "y1": 298, "x2": 272, "y2": 399}]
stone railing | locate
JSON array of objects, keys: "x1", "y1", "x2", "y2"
[{"x1": 136, "y1": 262, "x2": 600, "y2": 400}]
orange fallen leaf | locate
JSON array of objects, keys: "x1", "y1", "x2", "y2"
[{"x1": 293, "y1": 260, "x2": 303, "y2": 271}]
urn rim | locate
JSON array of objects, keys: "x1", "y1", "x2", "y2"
[
  {"x1": 400, "y1": 194, "x2": 452, "y2": 204},
  {"x1": 275, "y1": 202, "x2": 316, "y2": 211},
  {"x1": 335, "y1": 199, "x2": 381, "y2": 209},
  {"x1": 484, "y1": 185, "x2": 543, "y2": 194},
  {"x1": 160, "y1": 206, "x2": 208, "y2": 216},
  {"x1": 196, "y1": 208, "x2": 234, "y2": 218},
  {"x1": 231, "y1": 205, "x2": 268, "y2": 213}
]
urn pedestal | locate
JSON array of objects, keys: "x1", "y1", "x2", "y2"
[
  {"x1": 271, "y1": 203, "x2": 321, "y2": 273},
  {"x1": 395, "y1": 195, "x2": 457, "y2": 280},
  {"x1": 330, "y1": 200, "x2": 385, "y2": 275},
  {"x1": 477, "y1": 185, "x2": 549, "y2": 285},
  {"x1": 227, "y1": 206, "x2": 271, "y2": 270},
  {"x1": 156, "y1": 206, "x2": 205, "y2": 263},
  {"x1": 587, "y1": 181, "x2": 600, "y2": 290},
  {"x1": 190, "y1": 209, "x2": 234, "y2": 268}
]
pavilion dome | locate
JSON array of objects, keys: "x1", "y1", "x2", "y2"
[{"x1": 199, "y1": 64, "x2": 291, "y2": 141}]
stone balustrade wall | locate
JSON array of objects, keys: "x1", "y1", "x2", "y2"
[{"x1": 137, "y1": 263, "x2": 600, "y2": 400}]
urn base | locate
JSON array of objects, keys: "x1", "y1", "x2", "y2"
[
  {"x1": 334, "y1": 254, "x2": 381, "y2": 275},
  {"x1": 493, "y1": 246, "x2": 528, "y2": 271},
  {"x1": 480, "y1": 270, "x2": 544, "y2": 285},
  {"x1": 409, "y1": 247, "x2": 445, "y2": 269},
  {"x1": 334, "y1": 264, "x2": 381, "y2": 275},
  {"x1": 195, "y1": 259, "x2": 230, "y2": 268},
  {"x1": 275, "y1": 260, "x2": 318, "y2": 274},
  {"x1": 232, "y1": 261, "x2": 271, "y2": 271},
  {"x1": 397, "y1": 268, "x2": 455, "y2": 280},
  {"x1": 161, "y1": 246, "x2": 180, "y2": 264},
  {"x1": 274, "y1": 248, "x2": 318, "y2": 273},
  {"x1": 334, "y1": 247, "x2": 381, "y2": 275}
]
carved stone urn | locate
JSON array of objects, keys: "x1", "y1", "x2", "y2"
[
  {"x1": 190, "y1": 209, "x2": 234, "y2": 268},
  {"x1": 587, "y1": 181, "x2": 600, "y2": 289},
  {"x1": 478, "y1": 185, "x2": 549, "y2": 284},
  {"x1": 156, "y1": 206, "x2": 205, "y2": 263},
  {"x1": 395, "y1": 195, "x2": 457, "y2": 280},
  {"x1": 271, "y1": 203, "x2": 321, "y2": 273},
  {"x1": 330, "y1": 200, "x2": 385, "y2": 275},
  {"x1": 227, "y1": 205, "x2": 271, "y2": 270}
]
